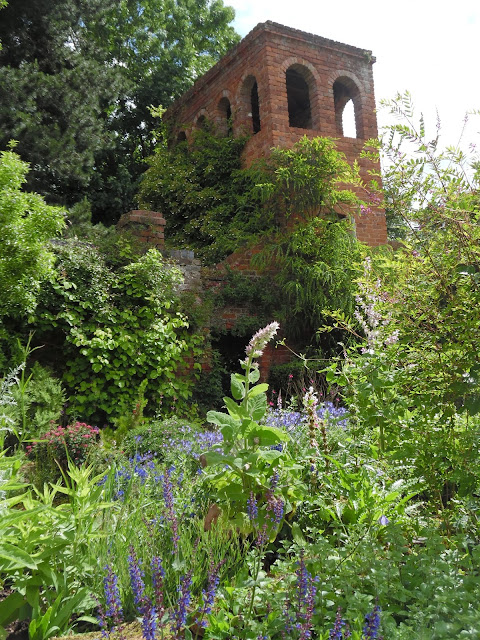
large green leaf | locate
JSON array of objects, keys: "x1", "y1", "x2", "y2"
[
  {"x1": 230, "y1": 374, "x2": 245, "y2": 400},
  {"x1": 206, "y1": 410, "x2": 240, "y2": 432},
  {"x1": 249, "y1": 393, "x2": 267, "y2": 421},
  {"x1": 247, "y1": 383, "x2": 268, "y2": 398},
  {"x1": 0, "y1": 591, "x2": 24, "y2": 626},
  {"x1": 0, "y1": 544, "x2": 38, "y2": 570},
  {"x1": 247, "y1": 425, "x2": 289, "y2": 446}
]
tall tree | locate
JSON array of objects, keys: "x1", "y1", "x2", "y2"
[{"x1": 0, "y1": 0, "x2": 239, "y2": 221}]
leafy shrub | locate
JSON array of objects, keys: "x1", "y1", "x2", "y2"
[
  {"x1": 17, "y1": 362, "x2": 66, "y2": 435},
  {"x1": 27, "y1": 422, "x2": 100, "y2": 474},
  {"x1": 34, "y1": 242, "x2": 205, "y2": 423},
  {"x1": 0, "y1": 149, "x2": 65, "y2": 318},
  {"x1": 139, "y1": 127, "x2": 264, "y2": 264}
]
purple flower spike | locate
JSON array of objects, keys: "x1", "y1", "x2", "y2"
[
  {"x1": 161, "y1": 468, "x2": 179, "y2": 553},
  {"x1": 141, "y1": 599, "x2": 157, "y2": 640},
  {"x1": 173, "y1": 570, "x2": 193, "y2": 637},
  {"x1": 196, "y1": 558, "x2": 225, "y2": 628},
  {"x1": 103, "y1": 564, "x2": 123, "y2": 627},
  {"x1": 362, "y1": 604, "x2": 381, "y2": 639},
  {"x1": 127, "y1": 547, "x2": 145, "y2": 612},
  {"x1": 151, "y1": 556, "x2": 165, "y2": 619},
  {"x1": 247, "y1": 491, "x2": 258, "y2": 523},
  {"x1": 329, "y1": 608, "x2": 348, "y2": 639}
]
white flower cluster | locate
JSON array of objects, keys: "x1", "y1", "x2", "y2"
[
  {"x1": 245, "y1": 321, "x2": 280, "y2": 359},
  {"x1": 355, "y1": 258, "x2": 399, "y2": 352}
]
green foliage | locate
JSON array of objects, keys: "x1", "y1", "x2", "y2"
[
  {"x1": 0, "y1": 0, "x2": 239, "y2": 220},
  {"x1": 259, "y1": 216, "x2": 364, "y2": 344},
  {"x1": 21, "y1": 363, "x2": 66, "y2": 434},
  {"x1": 34, "y1": 242, "x2": 204, "y2": 423},
  {"x1": 325, "y1": 96, "x2": 480, "y2": 510},
  {"x1": 211, "y1": 269, "x2": 279, "y2": 337},
  {"x1": 0, "y1": 149, "x2": 65, "y2": 318},
  {"x1": 203, "y1": 323, "x2": 305, "y2": 533},
  {"x1": 139, "y1": 127, "x2": 264, "y2": 263},
  {"x1": 256, "y1": 135, "x2": 362, "y2": 222},
  {"x1": 0, "y1": 461, "x2": 112, "y2": 639},
  {"x1": 1, "y1": 361, "x2": 66, "y2": 453}
]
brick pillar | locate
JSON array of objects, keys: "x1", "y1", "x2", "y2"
[{"x1": 117, "y1": 210, "x2": 166, "y2": 249}]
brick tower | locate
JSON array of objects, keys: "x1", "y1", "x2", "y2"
[{"x1": 164, "y1": 21, "x2": 387, "y2": 246}]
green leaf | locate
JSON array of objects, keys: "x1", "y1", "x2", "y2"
[
  {"x1": 250, "y1": 393, "x2": 267, "y2": 421},
  {"x1": 247, "y1": 383, "x2": 268, "y2": 398},
  {"x1": 0, "y1": 591, "x2": 24, "y2": 626},
  {"x1": 223, "y1": 397, "x2": 249, "y2": 419},
  {"x1": 0, "y1": 544, "x2": 38, "y2": 570},
  {"x1": 230, "y1": 374, "x2": 245, "y2": 400},
  {"x1": 248, "y1": 368, "x2": 260, "y2": 383},
  {"x1": 292, "y1": 522, "x2": 307, "y2": 545},
  {"x1": 206, "y1": 410, "x2": 240, "y2": 432},
  {"x1": 247, "y1": 425, "x2": 289, "y2": 446},
  {"x1": 256, "y1": 449, "x2": 283, "y2": 463}
]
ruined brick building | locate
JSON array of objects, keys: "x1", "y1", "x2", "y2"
[
  {"x1": 164, "y1": 20, "x2": 387, "y2": 247},
  {"x1": 120, "y1": 22, "x2": 387, "y2": 380}
]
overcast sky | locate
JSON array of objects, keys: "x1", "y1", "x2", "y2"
[{"x1": 227, "y1": 0, "x2": 480, "y2": 152}]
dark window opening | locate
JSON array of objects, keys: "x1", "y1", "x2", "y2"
[
  {"x1": 286, "y1": 68, "x2": 312, "y2": 129},
  {"x1": 176, "y1": 131, "x2": 187, "y2": 143},
  {"x1": 251, "y1": 81, "x2": 261, "y2": 133},
  {"x1": 218, "y1": 97, "x2": 232, "y2": 136},
  {"x1": 196, "y1": 115, "x2": 207, "y2": 129}
]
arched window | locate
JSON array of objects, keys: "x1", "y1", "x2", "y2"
[
  {"x1": 250, "y1": 81, "x2": 260, "y2": 133},
  {"x1": 286, "y1": 66, "x2": 312, "y2": 129},
  {"x1": 196, "y1": 114, "x2": 207, "y2": 130},
  {"x1": 176, "y1": 131, "x2": 187, "y2": 143},
  {"x1": 240, "y1": 75, "x2": 261, "y2": 134},
  {"x1": 217, "y1": 97, "x2": 232, "y2": 136},
  {"x1": 333, "y1": 77, "x2": 362, "y2": 138}
]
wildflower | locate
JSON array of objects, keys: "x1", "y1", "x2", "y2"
[
  {"x1": 247, "y1": 492, "x2": 258, "y2": 523},
  {"x1": 102, "y1": 564, "x2": 123, "y2": 631},
  {"x1": 362, "y1": 605, "x2": 381, "y2": 639},
  {"x1": 161, "y1": 467, "x2": 179, "y2": 553},
  {"x1": 172, "y1": 570, "x2": 193, "y2": 637},
  {"x1": 378, "y1": 515, "x2": 389, "y2": 526},
  {"x1": 294, "y1": 551, "x2": 317, "y2": 640},
  {"x1": 256, "y1": 523, "x2": 269, "y2": 547},
  {"x1": 141, "y1": 599, "x2": 157, "y2": 640},
  {"x1": 245, "y1": 322, "x2": 280, "y2": 359},
  {"x1": 127, "y1": 547, "x2": 145, "y2": 611},
  {"x1": 196, "y1": 559, "x2": 225, "y2": 628},
  {"x1": 328, "y1": 608, "x2": 349, "y2": 639},
  {"x1": 151, "y1": 556, "x2": 165, "y2": 619}
]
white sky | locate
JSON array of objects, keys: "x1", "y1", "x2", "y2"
[{"x1": 227, "y1": 0, "x2": 480, "y2": 153}]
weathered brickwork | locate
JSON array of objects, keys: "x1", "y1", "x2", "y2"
[
  {"x1": 117, "y1": 210, "x2": 166, "y2": 249},
  {"x1": 128, "y1": 24, "x2": 389, "y2": 379},
  {"x1": 164, "y1": 21, "x2": 387, "y2": 246}
]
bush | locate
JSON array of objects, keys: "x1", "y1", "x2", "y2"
[
  {"x1": 27, "y1": 421, "x2": 100, "y2": 477},
  {"x1": 33, "y1": 242, "x2": 205, "y2": 424}
]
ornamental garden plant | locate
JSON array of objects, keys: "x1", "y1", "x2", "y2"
[{"x1": 0, "y1": 97, "x2": 480, "y2": 640}]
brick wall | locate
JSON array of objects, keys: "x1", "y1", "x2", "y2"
[
  {"x1": 164, "y1": 20, "x2": 387, "y2": 247},
  {"x1": 117, "y1": 210, "x2": 166, "y2": 248}
]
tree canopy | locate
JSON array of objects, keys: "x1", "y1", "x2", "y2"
[{"x1": 0, "y1": 0, "x2": 239, "y2": 222}]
